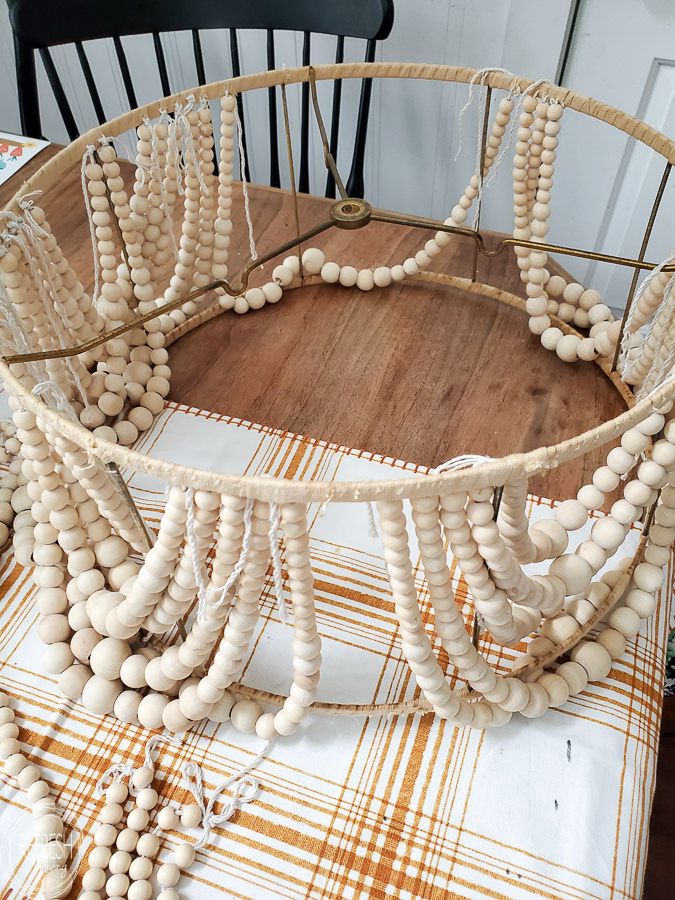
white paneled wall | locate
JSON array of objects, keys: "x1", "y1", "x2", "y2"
[{"x1": 0, "y1": 0, "x2": 673, "y2": 311}]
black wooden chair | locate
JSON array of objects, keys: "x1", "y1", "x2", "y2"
[{"x1": 5, "y1": 0, "x2": 394, "y2": 197}]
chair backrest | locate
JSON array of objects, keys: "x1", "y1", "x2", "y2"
[{"x1": 6, "y1": 0, "x2": 395, "y2": 197}]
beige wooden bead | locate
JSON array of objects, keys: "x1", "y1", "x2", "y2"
[
  {"x1": 41, "y1": 867, "x2": 71, "y2": 898},
  {"x1": 137, "y1": 693, "x2": 169, "y2": 730},
  {"x1": 569, "y1": 641, "x2": 612, "y2": 681},
  {"x1": 115, "y1": 828, "x2": 139, "y2": 853},
  {"x1": 597, "y1": 628, "x2": 626, "y2": 660},
  {"x1": 81, "y1": 675, "x2": 122, "y2": 715},
  {"x1": 536, "y1": 672, "x2": 570, "y2": 707},
  {"x1": 174, "y1": 842, "x2": 196, "y2": 868},
  {"x1": 180, "y1": 803, "x2": 202, "y2": 828},
  {"x1": 89, "y1": 637, "x2": 132, "y2": 680},
  {"x1": 608, "y1": 606, "x2": 641, "y2": 639},
  {"x1": 38, "y1": 838, "x2": 69, "y2": 873}
]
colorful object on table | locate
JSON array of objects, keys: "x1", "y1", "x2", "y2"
[{"x1": 0, "y1": 131, "x2": 50, "y2": 188}]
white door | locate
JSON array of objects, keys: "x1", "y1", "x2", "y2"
[{"x1": 555, "y1": 0, "x2": 675, "y2": 313}]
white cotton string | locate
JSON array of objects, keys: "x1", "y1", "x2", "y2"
[
  {"x1": 618, "y1": 254, "x2": 675, "y2": 376},
  {"x1": 365, "y1": 501, "x2": 379, "y2": 538},
  {"x1": 18, "y1": 190, "x2": 48, "y2": 237},
  {"x1": 32, "y1": 381, "x2": 80, "y2": 422},
  {"x1": 143, "y1": 732, "x2": 182, "y2": 772},
  {"x1": 434, "y1": 453, "x2": 493, "y2": 472},
  {"x1": 178, "y1": 95, "x2": 208, "y2": 195},
  {"x1": 95, "y1": 762, "x2": 133, "y2": 797},
  {"x1": 200, "y1": 497, "x2": 255, "y2": 617},
  {"x1": 155, "y1": 110, "x2": 179, "y2": 257},
  {"x1": 268, "y1": 501, "x2": 289, "y2": 621},
  {"x1": 80, "y1": 145, "x2": 102, "y2": 308},
  {"x1": 454, "y1": 67, "x2": 518, "y2": 162},
  {"x1": 181, "y1": 740, "x2": 273, "y2": 850},
  {"x1": 185, "y1": 487, "x2": 210, "y2": 607},
  {"x1": 232, "y1": 95, "x2": 257, "y2": 261}
]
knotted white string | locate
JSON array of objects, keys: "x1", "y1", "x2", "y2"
[
  {"x1": 81, "y1": 144, "x2": 101, "y2": 306},
  {"x1": 32, "y1": 381, "x2": 80, "y2": 422},
  {"x1": 268, "y1": 501, "x2": 289, "y2": 621},
  {"x1": 95, "y1": 761, "x2": 133, "y2": 797},
  {"x1": 185, "y1": 486, "x2": 209, "y2": 602},
  {"x1": 455, "y1": 67, "x2": 520, "y2": 163},
  {"x1": 192, "y1": 496, "x2": 255, "y2": 619},
  {"x1": 143, "y1": 732, "x2": 182, "y2": 771},
  {"x1": 155, "y1": 109, "x2": 179, "y2": 257},
  {"x1": 231, "y1": 93, "x2": 257, "y2": 261},
  {"x1": 5, "y1": 219, "x2": 89, "y2": 407},
  {"x1": 434, "y1": 453, "x2": 493, "y2": 472},
  {"x1": 180, "y1": 740, "x2": 273, "y2": 850}
]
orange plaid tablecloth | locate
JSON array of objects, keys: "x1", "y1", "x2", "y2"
[{"x1": 0, "y1": 401, "x2": 671, "y2": 899}]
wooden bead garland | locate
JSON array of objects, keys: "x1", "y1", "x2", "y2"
[
  {"x1": 0, "y1": 67, "x2": 674, "y2": 737},
  {"x1": 0, "y1": 692, "x2": 76, "y2": 898}
]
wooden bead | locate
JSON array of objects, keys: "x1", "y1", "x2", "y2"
[
  {"x1": 82, "y1": 868, "x2": 106, "y2": 891},
  {"x1": 549, "y1": 555, "x2": 592, "y2": 595},
  {"x1": 633, "y1": 562, "x2": 664, "y2": 593},
  {"x1": 180, "y1": 803, "x2": 202, "y2": 828},
  {"x1": 554, "y1": 499, "x2": 587, "y2": 531},
  {"x1": 136, "y1": 787, "x2": 159, "y2": 810},
  {"x1": 0, "y1": 736, "x2": 21, "y2": 759},
  {"x1": 569, "y1": 641, "x2": 612, "y2": 681},
  {"x1": 174, "y1": 842, "x2": 196, "y2": 868},
  {"x1": 157, "y1": 863, "x2": 181, "y2": 887},
  {"x1": 255, "y1": 712, "x2": 277, "y2": 739},
  {"x1": 89, "y1": 637, "x2": 132, "y2": 680},
  {"x1": 17, "y1": 764, "x2": 41, "y2": 789},
  {"x1": 137, "y1": 693, "x2": 169, "y2": 730},
  {"x1": 230, "y1": 699, "x2": 263, "y2": 734},
  {"x1": 41, "y1": 868, "x2": 71, "y2": 898},
  {"x1": 129, "y1": 856, "x2": 154, "y2": 881},
  {"x1": 625, "y1": 588, "x2": 657, "y2": 618},
  {"x1": 5, "y1": 753, "x2": 28, "y2": 776},
  {"x1": 38, "y1": 838, "x2": 69, "y2": 873},
  {"x1": 301, "y1": 248, "x2": 325, "y2": 275},
  {"x1": 127, "y1": 807, "x2": 150, "y2": 832},
  {"x1": 157, "y1": 805, "x2": 179, "y2": 831},
  {"x1": 109, "y1": 848, "x2": 132, "y2": 873},
  {"x1": 112, "y1": 827, "x2": 137, "y2": 855},
  {"x1": 27, "y1": 779, "x2": 51, "y2": 805},
  {"x1": 131, "y1": 765, "x2": 154, "y2": 790},
  {"x1": 81, "y1": 675, "x2": 122, "y2": 715},
  {"x1": 597, "y1": 628, "x2": 626, "y2": 660},
  {"x1": 34, "y1": 813, "x2": 65, "y2": 840},
  {"x1": 106, "y1": 781, "x2": 128, "y2": 804},
  {"x1": 591, "y1": 517, "x2": 625, "y2": 551},
  {"x1": 129, "y1": 881, "x2": 153, "y2": 900},
  {"x1": 566, "y1": 597, "x2": 596, "y2": 625},
  {"x1": 536, "y1": 672, "x2": 570, "y2": 707},
  {"x1": 106, "y1": 873, "x2": 130, "y2": 897},
  {"x1": 608, "y1": 606, "x2": 641, "y2": 638},
  {"x1": 555, "y1": 660, "x2": 589, "y2": 695}
]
